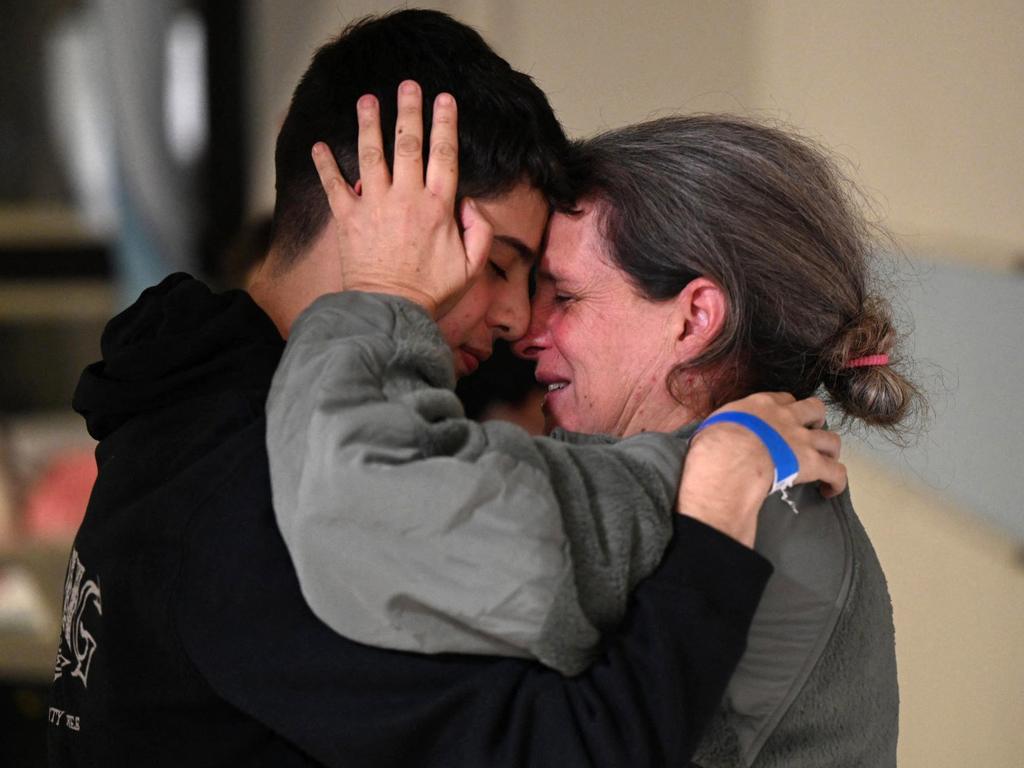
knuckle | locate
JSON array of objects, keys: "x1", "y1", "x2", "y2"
[
  {"x1": 396, "y1": 134, "x2": 422, "y2": 157},
  {"x1": 359, "y1": 147, "x2": 384, "y2": 167},
  {"x1": 431, "y1": 140, "x2": 457, "y2": 162}
]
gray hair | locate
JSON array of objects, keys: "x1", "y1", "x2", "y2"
[{"x1": 571, "y1": 115, "x2": 922, "y2": 434}]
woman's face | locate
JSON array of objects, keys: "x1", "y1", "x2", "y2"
[{"x1": 514, "y1": 204, "x2": 694, "y2": 436}]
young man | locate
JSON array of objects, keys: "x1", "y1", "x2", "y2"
[{"x1": 49, "y1": 10, "x2": 806, "y2": 766}]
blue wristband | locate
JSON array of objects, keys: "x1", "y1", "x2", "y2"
[{"x1": 694, "y1": 412, "x2": 800, "y2": 495}]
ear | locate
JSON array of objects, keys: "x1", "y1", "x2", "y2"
[{"x1": 673, "y1": 277, "x2": 727, "y2": 360}]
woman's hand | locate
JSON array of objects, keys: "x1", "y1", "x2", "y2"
[
  {"x1": 310, "y1": 80, "x2": 492, "y2": 318},
  {"x1": 678, "y1": 394, "x2": 846, "y2": 547}
]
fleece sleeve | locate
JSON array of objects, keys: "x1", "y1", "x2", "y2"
[{"x1": 267, "y1": 291, "x2": 684, "y2": 675}]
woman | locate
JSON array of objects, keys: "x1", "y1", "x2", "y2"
[
  {"x1": 515, "y1": 116, "x2": 920, "y2": 767},
  {"x1": 268, "y1": 103, "x2": 916, "y2": 765}
]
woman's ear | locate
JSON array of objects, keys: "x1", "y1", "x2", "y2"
[{"x1": 674, "y1": 277, "x2": 727, "y2": 359}]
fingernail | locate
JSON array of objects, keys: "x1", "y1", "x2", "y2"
[
  {"x1": 400, "y1": 80, "x2": 418, "y2": 94},
  {"x1": 436, "y1": 93, "x2": 454, "y2": 107},
  {"x1": 357, "y1": 94, "x2": 376, "y2": 110},
  {"x1": 311, "y1": 142, "x2": 324, "y2": 158}
]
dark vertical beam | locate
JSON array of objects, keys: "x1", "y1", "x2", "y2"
[{"x1": 199, "y1": 0, "x2": 247, "y2": 279}]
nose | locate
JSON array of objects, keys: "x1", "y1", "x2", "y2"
[
  {"x1": 489, "y1": 279, "x2": 531, "y2": 343},
  {"x1": 512, "y1": 298, "x2": 551, "y2": 360}
]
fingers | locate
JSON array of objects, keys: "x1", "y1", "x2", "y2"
[
  {"x1": 811, "y1": 428, "x2": 841, "y2": 460},
  {"x1": 354, "y1": 82, "x2": 454, "y2": 201},
  {"x1": 816, "y1": 458, "x2": 849, "y2": 498},
  {"x1": 707, "y1": 390, "x2": 847, "y2": 502},
  {"x1": 789, "y1": 396, "x2": 827, "y2": 429},
  {"x1": 459, "y1": 198, "x2": 493, "y2": 279},
  {"x1": 425, "y1": 92, "x2": 458, "y2": 205},
  {"x1": 392, "y1": 80, "x2": 425, "y2": 190},
  {"x1": 312, "y1": 142, "x2": 357, "y2": 216},
  {"x1": 356, "y1": 94, "x2": 389, "y2": 196},
  {"x1": 790, "y1": 429, "x2": 845, "y2": 497}
]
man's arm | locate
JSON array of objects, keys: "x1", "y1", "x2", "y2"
[{"x1": 178, "y1": 448, "x2": 772, "y2": 768}]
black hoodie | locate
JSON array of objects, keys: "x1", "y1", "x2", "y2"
[{"x1": 49, "y1": 274, "x2": 771, "y2": 767}]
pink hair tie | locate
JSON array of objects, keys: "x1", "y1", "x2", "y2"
[{"x1": 845, "y1": 354, "x2": 889, "y2": 369}]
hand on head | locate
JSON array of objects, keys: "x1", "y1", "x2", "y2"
[{"x1": 310, "y1": 81, "x2": 491, "y2": 318}]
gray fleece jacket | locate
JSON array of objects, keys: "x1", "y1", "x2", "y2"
[
  {"x1": 267, "y1": 291, "x2": 898, "y2": 767},
  {"x1": 268, "y1": 291, "x2": 685, "y2": 673}
]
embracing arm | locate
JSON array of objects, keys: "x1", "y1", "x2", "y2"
[
  {"x1": 178, "y1": 448, "x2": 771, "y2": 768},
  {"x1": 268, "y1": 192, "x2": 844, "y2": 678},
  {"x1": 267, "y1": 82, "x2": 845, "y2": 679},
  {"x1": 268, "y1": 289, "x2": 682, "y2": 674}
]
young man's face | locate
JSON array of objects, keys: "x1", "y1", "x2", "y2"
[{"x1": 437, "y1": 182, "x2": 549, "y2": 378}]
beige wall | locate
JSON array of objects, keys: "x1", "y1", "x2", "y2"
[
  {"x1": 476, "y1": 0, "x2": 757, "y2": 135},
  {"x1": 849, "y1": 452, "x2": 1024, "y2": 767},
  {"x1": 248, "y1": 0, "x2": 463, "y2": 219},
  {"x1": 247, "y1": 0, "x2": 757, "y2": 214},
  {"x1": 250, "y1": 1, "x2": 1024, "y2": 269},
  {"x1": 747, "y1": 0, "x2": 1024, "y2": 267}
]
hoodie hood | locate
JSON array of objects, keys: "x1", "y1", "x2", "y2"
[{"x1": 74, "y1": 274, "x2": 283, "y2": 441}]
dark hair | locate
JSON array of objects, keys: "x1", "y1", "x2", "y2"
[
  {"x1": 570, "y1": 115, "x2": 923, "y2": 435},
  {"x1": 271, "y1": 9, "x2": 572, "y2": 263}
]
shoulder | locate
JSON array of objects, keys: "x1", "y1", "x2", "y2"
[{"x1": 700, "y1": 485, "x2": 897, "y2": 766}]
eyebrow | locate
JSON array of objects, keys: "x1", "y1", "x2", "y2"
[
  {"x1": 535, "y1": 264, "x2": 566, "y2": 282},
  {"x1": 493, "y1": 234, "x2": 537, "y2": 263}
]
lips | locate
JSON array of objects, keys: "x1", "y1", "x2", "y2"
[
  {"x1": 542, "y1": 382, "x2": 569, "y2": 402},
  {"x1": 535, "y1": 371, "x2": 571, "y2": 406},
  {"x1": 457, "y1": 346, "x2": 489, "y2": 376},
  {"x1": 535, "y1": 366, "x2": 570, "y2": 389}
]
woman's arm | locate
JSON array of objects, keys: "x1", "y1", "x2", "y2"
[
  {"x1": 268, "y1": 288, "x2": 685, "y2": 674},
  {"x1": 268, "y1": 287, "x2": 843, "y2": 675}
]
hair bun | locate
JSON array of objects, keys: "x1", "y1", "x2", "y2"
[{"x1": 823, "y1": 297, "x2": 920, "y2": 431}]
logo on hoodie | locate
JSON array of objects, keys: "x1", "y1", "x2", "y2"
[{"x1": 54, "y1": 548, "x2": 102, "y2": 688}]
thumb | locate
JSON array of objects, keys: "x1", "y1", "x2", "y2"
[{"x1": 459, "y1": 199, "x2": 493, "y2": 280}]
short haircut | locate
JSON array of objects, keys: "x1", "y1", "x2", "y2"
[{"x1": 271, "y1": 9, "x2": 572, "y2": 263}]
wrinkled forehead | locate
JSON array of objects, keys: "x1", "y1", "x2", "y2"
[{"x1": 538, "y1": 203, "x2": 614, "y2": 281}]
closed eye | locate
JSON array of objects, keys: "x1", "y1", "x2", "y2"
[{"x1": 489, "y1": 261, "x2": 509, "y2": 281}]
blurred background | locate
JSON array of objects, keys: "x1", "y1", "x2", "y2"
[{"x1": 1, "y1": 1, "x2": 1021, "y2": 765}]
